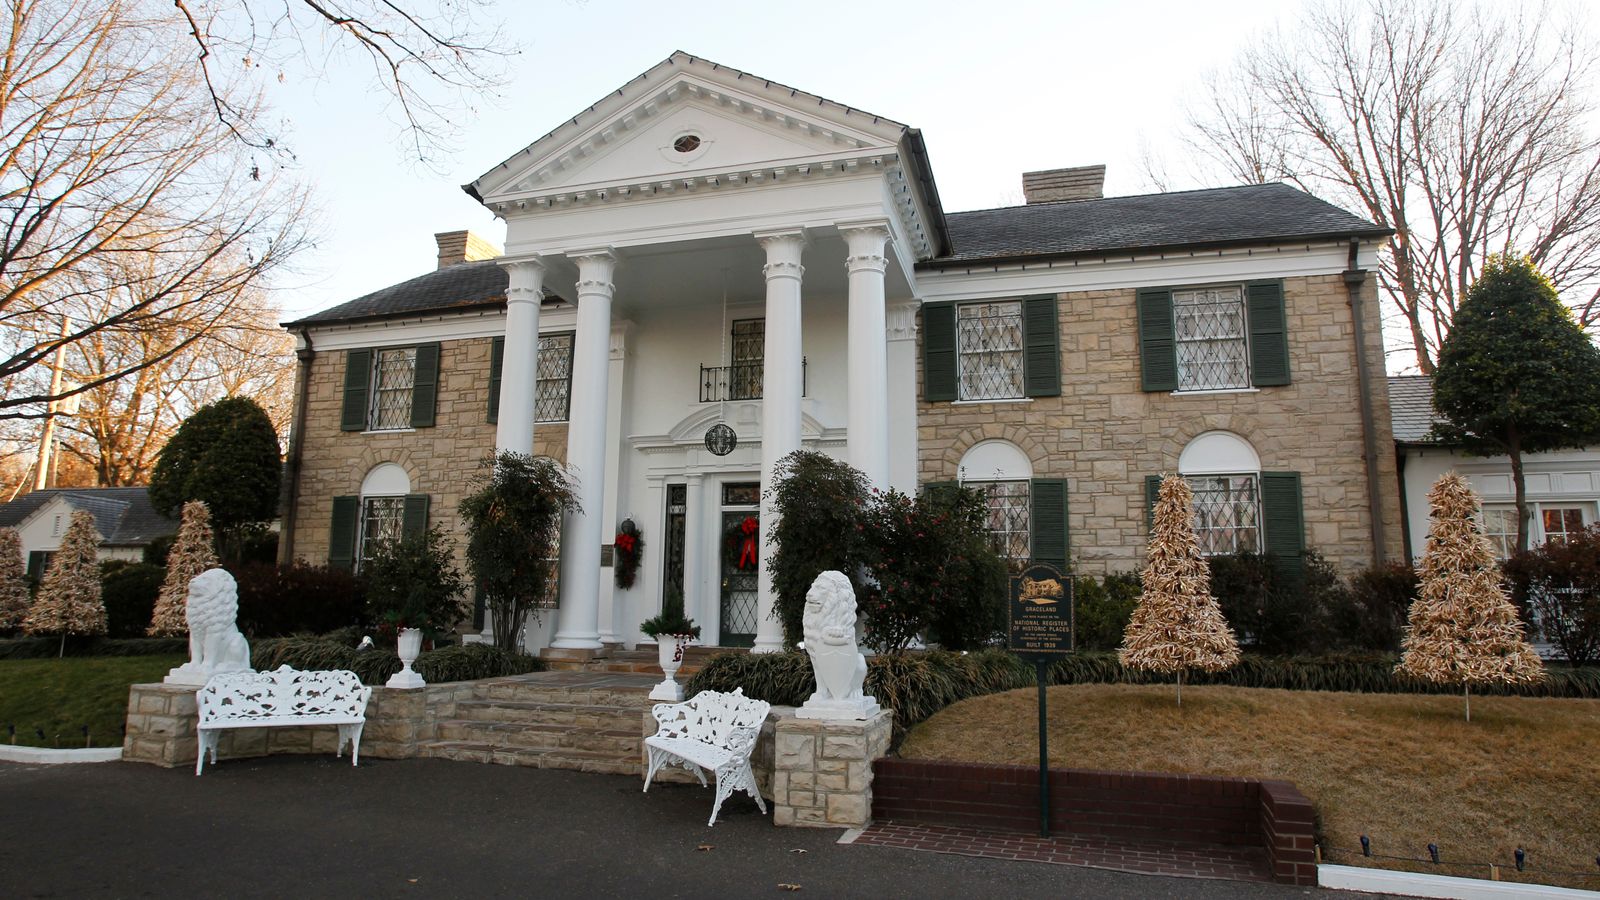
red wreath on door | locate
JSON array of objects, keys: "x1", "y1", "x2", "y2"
[{"x1": 723, "y1": 516, "x2": 759, "y2": 571}]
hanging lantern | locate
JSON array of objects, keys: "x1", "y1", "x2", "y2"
[{"x1": 705, "y1": 423, "x2": 737, "y2": 456}]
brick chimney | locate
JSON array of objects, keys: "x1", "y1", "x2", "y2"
[
  {"x1": 1021, "y1": 165, "x2": 1106, "y2": 204},
  {"x1": 435, "y1": 230, "x2": 502, "y2": 269}
]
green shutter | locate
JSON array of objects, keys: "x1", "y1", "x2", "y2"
[
  {"x1": 410, "y1": 342, "x2": 440, "y2": 428},
  {"x1": 487, "y1": 336, "x2": 504, "y2": 424},
  {"x1": 401, "y1": 494, "x2": 430, "y2": 541},
  {"x1": 1030, "y1": 478, "x2": 1069, "y2": 570},
  {"x1": 26, "y1": 551, "x2": 46, "y2": 580},
  {"x1": 1137, "y1": 288, "x2": 1177, "y2": 392},
  {"x1": 1261, "y1": 472, "x2": 1305, "y2": 577},
  {"x1": 922, "y1": 303, "x2": 957, "y2": 402},
  {"x1": 1145, "y1": 475, "x2": 1163, "y2": 532},
  {"x1": 1022, "y1": 295, "x2": 1061, "y2": 398},
  {"x1": 340, "y1": 350, "x2": 372, "y2": 432},
  {"x1": 328, "y1": 496, "x2": 359, "y2": 571},
  {"x1": 1247, "y1": 281, "x2": 1290, "y2": 387}
]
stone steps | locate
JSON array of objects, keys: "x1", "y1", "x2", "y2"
[
  {"x1": 538, "y1": 646, "x2": 745, "y2": 678},
  {"x1": 434, "y1": 719, "x2": 641, "y2": 756},
  {"x1": 418, "y1": 740, "x2": 642, "y2": 776},
  {"x1": 454, "y1": 699, "x2": 640, "y2": 728}
]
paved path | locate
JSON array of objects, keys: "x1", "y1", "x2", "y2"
[{"x1": 1, "y1": 757, "x2": 1379, "y2": 898}]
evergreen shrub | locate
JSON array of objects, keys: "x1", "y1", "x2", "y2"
[
  {"x1": 1503, "y1": 524, "x2": 1600, "y2": 666},
  {"x1": 251, "y1": 637, "x2": 543, "y2": 685},
  {"x1": 232, "y1": 562, "x2": 367, "y2": 637},
  {"x1": 99, "y1": 561, "x2": 164, "y2": 638}
]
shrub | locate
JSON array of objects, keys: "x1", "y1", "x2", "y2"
[
  {"x1": 640, "y1": 584, "x2": 699, "y2": 639},
  {"x1": 1073, "y1": 572, "x2": 1139, "y2": 650},
  {"x1": 251, "y1": 636, "x2": 543, "y2": 686},
  {"x1": 362, "y1": 525, "x2": 468, "y2": 640},
  {"x1": 1207, "y1": 550, "x2": 1359, "y2": 655},
  {"x1": 232, "y1": 562, "x2": 366, "y2": 638},
  {"x1": 148, "y1": 397, "x2": 282, "y2": 559},
  {"x1": 917, "y1": 487, "x2": 1008, "y2": 652},
  {"x1": 1503, "y1": 525, "x2": 1600, "y2": 665},
  {"x1": 0, "y1": 636, "x2": 187, "y2": 659},
  {"x1": 1341, "y1": 562, "x2": 1418, "y2": 653},
  {"x1": 99, "y1": 561, "x2": 164, "y2": 638},
  {"x1": 459, "y1": 452, "x2": 576, "y2": 653},
  {"x1": 141, "y1": 534, "x2": 176, "y2": 568},
  {"x1": 766, "y1": 451, "x2": 871, "y2": 646}
]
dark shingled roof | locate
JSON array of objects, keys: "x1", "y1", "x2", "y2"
[
  {"x1": 926, "y1": 182, "x2": 1390, "y2": 267},
  {"x1": 284, "y1": 260, "x2": 509, "y2": 326},
  {"x1": 0, "y1": 487, "x2": 178, "y2": 546},
  {"x1": 1388, "y1": 375, "x2": 1444, "y2": 444}
]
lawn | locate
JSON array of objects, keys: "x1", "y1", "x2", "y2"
[
  {"x1": 0, "y1": 655, "x2": 183, "y2": 750},
  {"x1": 899, "y1": 683, "x2": 1600, "y2": 890}
]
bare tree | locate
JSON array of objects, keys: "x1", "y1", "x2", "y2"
[{"x1": 1174, "y1": 0, "x2": 1600, "y2": 373}]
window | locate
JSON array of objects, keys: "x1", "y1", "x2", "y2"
[
  {"x1": 535, "y1": 333, "x2": 575, "y2": 422},
  {"x1": 1187, "y1": 475, "x2": 1261, "y2": 555},
  {"x1": 359, "y1": 497, "x2": 406, "y2": 569},
  {"x1": 956, "y1": 301, "x2": 1025, "y2": 400},
  {"x1": 968, "y1": 480, "x2": 1031, "y2": 566},
  {"x1": 729, "y1": 319, "x2": 764, "y2": 401},
  {"x1": 1480, "y1": 502, "x2": 1593, "y2": 557},
  {"x1": 1173, "y1": 286, "x2": 1250, "y2": 391},
  {"x1": 1542, "y1": 507, "x2": 1587, "y2": 545},
  {"x1": 1482, "y1": 506, "x2": 1518, "y2": 559},
  {"x1": 369, "y1": 347, "x2": 417, "y2": 430}
]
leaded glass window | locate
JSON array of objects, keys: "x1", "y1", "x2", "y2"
[
  {"x1": 729, "y1": 319, "x2": 765, "y2": 401},
  {"x1": 1186, "y1": 474, "x2": 1260, "y2": 555},
  {"x1": 1482, "y1": 506, "x2": 1517, "y2": 559},
  {"x1": 535, "y1": 333, "x2": 574, "y2": 423},
  {"x1": 359, "y1": 496, "x2": 406, "y2": 570},
  {"x1": 369, "y1": 347, "x2": 416, "y2": 430},
  {"x1": 968, "y1": 479, "x2": 1031, "y2": 566},
  {"x1": 956, "y1": 301, "x2": 1024, "y2": 401},
  {"x1": 1174, "y1": 287, "x2": 1250, "y2": 391}
]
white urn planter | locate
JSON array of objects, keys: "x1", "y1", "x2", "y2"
[
  {"x1": 386, "y1": 627, "x2": 426, "y2": 689},
  {"x1": 649, "y1": 634, "x2": 693, "y2": 701}
]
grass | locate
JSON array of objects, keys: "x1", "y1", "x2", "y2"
[
  {"x1": 0, "y1": 655, "x2": 183, "y2": 750},
  {"x1": 899, "y1": 683, "x2": 1600, "y2": 890}
]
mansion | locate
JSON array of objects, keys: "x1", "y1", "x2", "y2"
[{"x1": 278, "y1": 51, "x2": 1402, "y2": 654}]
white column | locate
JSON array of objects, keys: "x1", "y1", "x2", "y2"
[
  {"x1": 598, "y1": 323, "x2": 631, "y2": 646},
  {"x1": 844, "y1": 224, "x2": 892, "y2": 489},
  {"x1": 495, "y1": 258, "x2": 546, "y2": 454},
  {"x1": 754, "y1": 229, "x2": 806, "y2": 654},
  {"x1": 682, "y1": 472, "x2": 706, "y2": 639},
  {"x1": 886, "y1": 301, "x2": 921, "y2": 495},
  {"x1": 551, "y1": 250, "x2": 617, "y2": 650}
]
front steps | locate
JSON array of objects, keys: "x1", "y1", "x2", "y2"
[
  {"x1": 539, "y1": 645, "x2": 745, "y2": 678},
  {"x1": 417, "y1": 671, "x2": 658, "y2": 775}
]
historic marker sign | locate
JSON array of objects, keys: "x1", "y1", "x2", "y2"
[{"x1": 1008, "y1": 563, "x2": 1074, "y2": 655}]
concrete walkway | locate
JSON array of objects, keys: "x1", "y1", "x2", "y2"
[{"x1": 1, "y1": 756, "x2": 1381, "y2": 898}]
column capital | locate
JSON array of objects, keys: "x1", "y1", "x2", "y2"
[
  {"x1": 841, "y1": 221, "x2": 891, "y2": 277},
  {"x1": 685, "y1": 472, "x2": 705, "y2": 485},
  {"x1": 887, "y1": 301, "x2": 920, "y2": 342},
  {"x1": 570, "y1": 247, "x2": 618, "y2": 298},
  {"x1": 756, "y1": 229, "x2": 807, "y2": 281},
  {"x1": 609, "y1": 320, "x2": 635, "y2": 360},
  {"x1": 500, "y1": 257, "x2": 547, "y2": 305}
]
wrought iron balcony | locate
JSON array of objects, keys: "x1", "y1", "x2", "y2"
[{"x1": 698, "y1": 359, "x2": 807, "y2": 402}]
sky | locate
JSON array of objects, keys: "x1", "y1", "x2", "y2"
[{"x1": 269, "y1": 0, "x2": 1300, "y2": 321}]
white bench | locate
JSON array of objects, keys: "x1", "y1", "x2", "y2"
[
  {"x1": 642, "y1": 687, "x2": 772, "y2": 826},
  {"x1": 195, "y1": 665, "x2": 372, "y2": 775}
]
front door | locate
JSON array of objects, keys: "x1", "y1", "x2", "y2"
[{"x1": 719, "y1": 481, "x2": 761, "y2": 647}]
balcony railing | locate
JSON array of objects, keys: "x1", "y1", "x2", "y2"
[{"x1": 699, "y1": 358, "x2": 807, "y2": 402}]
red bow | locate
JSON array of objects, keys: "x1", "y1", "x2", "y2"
[
  {"x1": 615, "y1": 533, "x2": 637, "y2": 554},
  {"x1": 738, "y1": 517, "x2": 758, "y2": 570}
]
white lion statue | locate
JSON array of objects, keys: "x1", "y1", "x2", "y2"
[
  {"x1": 163, "y1": 568, "x2": 252, "y2": 686},
  {"x1": 796, "y1": 571, "x2": 881, "y2": 720}
]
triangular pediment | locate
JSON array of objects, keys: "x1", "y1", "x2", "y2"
[{"x1": 471, "y1": 53, "x2": 909, "y2": 204}]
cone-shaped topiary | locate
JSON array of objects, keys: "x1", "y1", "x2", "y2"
[
  {"x1": 148, "y1": 500, "x2": 218, "y2": 636},
  {"x1": 0, "y1": 527, "x2": 30, "y2": 632},
  {"x1": 1397, "y1": 472, "x2": 1543, "y2": 720},
  {"x1": 1120, "y1": 474, "x2": 1241, "y2": 704},
  {"x1": 23, "y1": 510, "x2": 106, "y2": 654}
]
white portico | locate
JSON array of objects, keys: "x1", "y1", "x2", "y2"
[{"x1": 469, "y1": 52, "x2": 946, "y2": 652}]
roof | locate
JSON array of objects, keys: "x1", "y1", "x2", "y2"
[
  {"x1": 284, "y1": 260, "x2": 510, "y2": 327},
  {"x1": 1388, "y1": 375, "x2": 1443, "y2": 444},
  {"x1": 925, "y1": 182, "x2": 1391, "y2": 268},
  {"x1": 0, "y1": 487, "x2": 178, "y2": 546}
]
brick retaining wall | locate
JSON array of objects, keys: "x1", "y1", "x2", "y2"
[{"x1": 871, "y1": 759, "x2": 1317, "y2": 886}]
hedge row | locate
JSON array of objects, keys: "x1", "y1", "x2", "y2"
[
  {"x1": 0, "y1": 637, "x2": 188, "y2": 660},
  {"x1": 249, "y1": 637, "x2": 543, "y2": 686},
  {"x1": 685, "y1": 649, "x2": 1600, "y2": 745}
]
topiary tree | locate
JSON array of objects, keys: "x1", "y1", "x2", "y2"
[
  {"x1": 148, "y1": 397, "x2": 281, "y2": 561},
  {"x1": 1398, "y1": 473, "x2": 1543, "y2": 720},
  {"x1": 1433, "y1": 253, "x2": 1600, "y2": 553},
  {"x1": 362, "y1": 525, "x2": 468, "y2": 642},
  {"x1": 23, "y1": 510, "x2": 107, "y2": 655},
  {"x1": 0, "y1": 527, "x2": 31, "y2": 633},
  {"x1": 458, "y1": 452, "x2": 577, "y2": 653},
  {"x1": 1120, "y1": 475, "x2": 1240, "y2": 705},
  {"x1": 766, "y1": 450, "x2": 872, "y2": 646},
  {"x1": 148, "y1": 500, "x2": 219, "y2": 636}
]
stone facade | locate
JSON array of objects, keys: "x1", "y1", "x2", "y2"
[
  {"x1": 770, "y1": 709, "x2": 894, "y2": 828},
  {"x1": 287, "y1": 334, "x2": 566, "y2": 573},
  {"x1": 917, "y1": 273, "x2": 1404, "y2": 573}
]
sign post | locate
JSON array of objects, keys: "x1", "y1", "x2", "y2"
[{"x1": 1007, "y1": 563, "x2": 1073, "y2": 838}]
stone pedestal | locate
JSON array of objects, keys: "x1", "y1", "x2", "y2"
[{"x1": 771, "y1": 709, "x2": 893, "y2": 828}]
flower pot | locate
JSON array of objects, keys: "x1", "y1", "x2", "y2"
[
  {"x1": 649, "y1": 634, "x2": 691, "y2": 701},
  {"x1": 386, "y1": 627, "x2": 426, "y2": 689}
]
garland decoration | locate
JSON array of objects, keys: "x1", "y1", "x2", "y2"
[
  {"x1": 613, "y1": 519, "x2": 643, "y2": 589},
  {"x1": 724, "y1": 516, "x2": 759, "y2": 572}
]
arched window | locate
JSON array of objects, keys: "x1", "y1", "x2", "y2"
[
  {"x1": 1178, "y1": 431, "x2": 1261, "y2": 555},
  {"x1": 358, "y1": 463, "x2": 411, "y2": 568},
  {"x1": 959, "y1": 440, "x2": 1034, "y2": 566}
]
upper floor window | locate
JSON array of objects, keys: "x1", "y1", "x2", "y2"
[
  {"x1": 956, "y1": 300, "x2": 1025, "y2": 401},
  {"x1": 369, "y1": 347, "x2": 418, "y2": 430},
  {"x1": 342, "y1": 343, "x2": 439, "y2": 433},
  {"x1": 1173, "y1": 286, "x2": 1250, "y2": 391},
  {"x1": 729, "y1": 318, "x2": 764, "y2": 401},
  {"x1": 535, "y1": 333, "x2": 575, "y2": 423}
]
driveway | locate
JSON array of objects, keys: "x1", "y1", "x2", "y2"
[{"x1": 1, "y1": 757, "x2": 1374, "y2": 898}]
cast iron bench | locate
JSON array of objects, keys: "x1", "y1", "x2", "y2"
[
  {"x1": 195, "y1": 665, "x2": 371, "y2": 775},
  {"x1": 642, "y1": 687, "x2": 772, "y2": 826}
]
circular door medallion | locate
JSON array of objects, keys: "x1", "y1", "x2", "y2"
[{"x1": 705, "y1": 423, "x2": 737, "y2": 457}]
